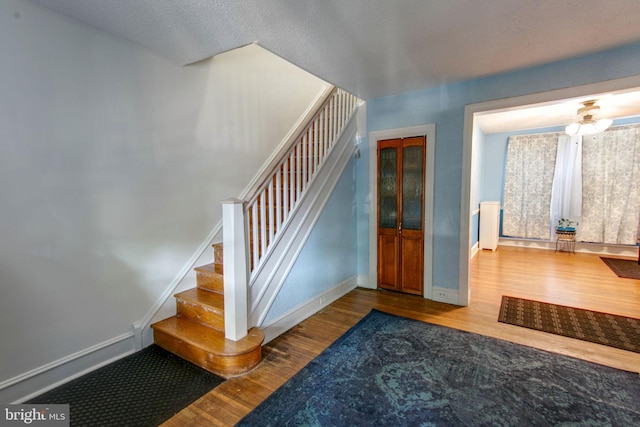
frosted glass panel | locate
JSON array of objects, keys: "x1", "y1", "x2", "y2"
[
  {"x1": 379, "y1": 147, "x2": 398, "y2": 228},
  {"x1": 402, "y1": 145, "x2": 423, "y2": 230}
]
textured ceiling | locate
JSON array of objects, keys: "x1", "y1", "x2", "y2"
[{"x1": 27, "y1": 0, "x2": 640, "y2": 100}]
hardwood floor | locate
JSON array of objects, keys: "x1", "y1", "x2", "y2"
[{"x1": 162, "y1": 246, "x2": 640, "y2": 426}]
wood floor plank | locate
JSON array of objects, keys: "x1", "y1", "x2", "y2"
[{"x1": 162, "y1": 246, "x2": 640, "y2": 426}]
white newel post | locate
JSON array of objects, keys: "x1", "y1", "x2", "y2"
[{"x1": 222, "y1": 199, "x2": 248, "y2": 341}]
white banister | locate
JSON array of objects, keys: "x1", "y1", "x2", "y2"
[
  {"x1": 243, "y1": 88, "x2": 360, "y2": 278},
  {"x1": 222, "y1": 199, "x2": 248, "y2": 341}
]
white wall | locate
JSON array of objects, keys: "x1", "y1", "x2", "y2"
[
  {"x1": 470, "y1": 122, "x2": 485, "y2": 212},
  {"x1": 0, "y1": 0, "x2": 327, "y2": 401}
]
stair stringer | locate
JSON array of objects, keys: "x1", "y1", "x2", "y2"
[{"x1": 248, "y1": 115, "x2": 359, "y2": 328}]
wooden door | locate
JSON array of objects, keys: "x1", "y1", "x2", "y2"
[{"x1": 377, "y1": 136, "x2": 425, "y2": 295}]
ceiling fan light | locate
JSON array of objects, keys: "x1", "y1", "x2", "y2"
[
  {"x1": 578, "y1": 123, "x2": 598, "y2": 135},
  {"x1": 565, "y1": 100, "x2": 612, "y2": 136},
  {"x1": 564, "y1": 122, "x2": 606, "y2": 136},
  {"x1": 565, "y1": 123, "x2": 580, "y2": 136},
  {"x1": 595, "y1": 118, "x2": 613, "y2": 132}
]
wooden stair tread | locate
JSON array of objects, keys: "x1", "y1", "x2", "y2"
[
  {"x1": 195, "y1": 263, "x2": 223, "y2": 275},
  {"x1": 153, "y1": 243, "x2": 264, "y2": 376},
  {"x1": 175, "y1": 288, "x2": 224, "y2": 312},
  {"x1": 152, "y1": 316, "x2": 264, "y2": 356},
  {"x1": 194, "y1": 263, "x2": 224, "y2": 293},
  {"x1": 212, "y1": 243, "x2": 223, "y2": 264}
]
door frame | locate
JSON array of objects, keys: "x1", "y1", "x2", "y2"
[
  {"x1": 368, "y1": 124, "x2": 435, "y2": 299},
  {"x1": 461, "y1": 74, "x2": 640, "y2": 307}
]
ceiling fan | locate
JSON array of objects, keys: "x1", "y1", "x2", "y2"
[{"x1": 565, "y1": 100, "x2": 612, "y2": 136}]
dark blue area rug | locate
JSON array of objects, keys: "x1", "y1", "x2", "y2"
[{"x1": 237, "y1": 309, "x2": 640, "y2": 426}]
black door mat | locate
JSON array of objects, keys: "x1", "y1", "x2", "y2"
[{"x1": 28, "y1": 345, "x2": 224, "y2": 427}]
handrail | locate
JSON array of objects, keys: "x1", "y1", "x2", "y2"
[{"x1": 244, "y1": 88, "x2": 360, "y2": 275}]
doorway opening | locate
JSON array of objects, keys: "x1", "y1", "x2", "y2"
[{"x1": 461, "y1": 75, "x2": 640, "y2": 306}]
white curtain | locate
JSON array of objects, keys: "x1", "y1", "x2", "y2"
[
  {"x1": 503, "y1": 133, "x2": 558, "y2": 239},
  {"x1": 549, "y1": 135, "x2": 582, "y2": 235},
  {"x1": 580, "y1": 124, "x2": 640, "y2": 244}
]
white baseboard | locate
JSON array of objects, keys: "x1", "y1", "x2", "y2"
[
  {"x1": 261, "y1": 276, "x2": 358, "y2": 344},
  {"x1": 356, "y1": 274, "x2": 374, "y2": 289},
  {"x1": 431, "y1": 286, "x2": 461, "y2": 305},
  {"x1": 498, "y1": 238, "x2": 638, "y2": 257},
  {"x1": 0, "y1": 332, "x2": 137, "y2": 404},
  {"x1": 470, "y1": 242, "x2": 479, "y2": 259},
  {"x1": 351, "y1": 275, "x2": 464, "y2": 306}
]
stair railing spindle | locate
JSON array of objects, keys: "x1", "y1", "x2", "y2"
[
  {"x1": 288, "y1": 151, "x2": 293, "y2": 211},
  {"x1": 240, "y1": 88, "x2": 360, "y2": 277},
  {"x1": 259, "y1": 190, "x2": 267, "y2": 258},
  {"x1": 251, "y1": 202, "x2": 259, "y2": 271},
  {"x1": 323, "y1": 107, "x2": 329, "y2": 159},
  {"x1": 298, "y1": 143, "x2": 302, "y2": 201},
  {"x1": 283, "y1": 158, "x2": 290, "y2": 221},
  {"x1": 267, "y1": 180, "x2": 275, "y2": 243},
  {"x1": 302, "y1": 132, "x2": 307, "y2": 192},
  {"x1": 313, "y1": 116, "x2": 320, "y2": 173},
  {"x1": 338, "y1": 91, "x2": 344, "y2": 133},
  {"x1": 275, "y1": 167, "x2": 282, "y2": 234}
]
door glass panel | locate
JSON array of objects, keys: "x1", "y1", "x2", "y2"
[
  {"x1": 402, "y1": 145, "x2": 423, "y2": 230},
  {"x1": 379, "y1": 147, "x2": 398, "y2": 228}
]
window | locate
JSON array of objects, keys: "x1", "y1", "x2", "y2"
[
  {"x1": 502, "y1": 133, "x2": 558, "y2": 239},
  {"x1": 502, "y1": 124, "x2": 640, "y2": 245},
  {"x1": 580, "y1": 124, "x2": 640, "y2": 245}
]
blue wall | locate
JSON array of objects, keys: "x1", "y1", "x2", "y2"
[
  {"x1": 362, "y1": 42, "x2": 640, "y2": 290},
  {"x1": 471, "y1": 213, "x2": 479, "y2": 247}
]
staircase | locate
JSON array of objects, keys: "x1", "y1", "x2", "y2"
[
  {"x1": 151, "y1": 87, "x2": 360, "y2": 375},
  {"x1": 151, "y1": 243, "x2": 264, "y2": 377}
]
